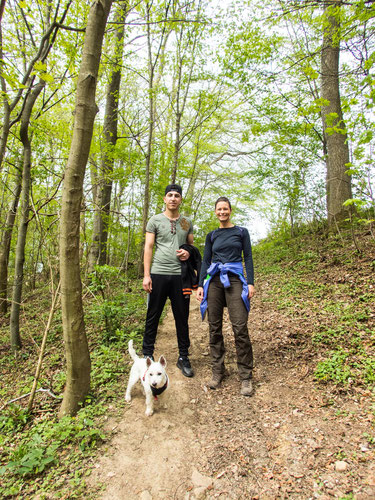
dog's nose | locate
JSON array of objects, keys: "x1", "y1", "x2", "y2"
[{"x1": 152, "y1": 382, "x2": 157, "y2": 387}]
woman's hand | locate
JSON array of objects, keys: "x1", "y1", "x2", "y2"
[
  {"x1": 248, "y1": 285, "x2": 255, "y2": 299},
  {"x1": 196, "y1": 286, "x2": 204, "y2": 302}
]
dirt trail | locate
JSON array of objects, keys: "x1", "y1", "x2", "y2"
[{"x1": 89, "y1": 293, "x2": 375, "y2": 499}]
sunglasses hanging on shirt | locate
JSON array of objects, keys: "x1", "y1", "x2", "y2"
[{"x1": 170, "y1": 220, "x2": 177, "y2": 235}]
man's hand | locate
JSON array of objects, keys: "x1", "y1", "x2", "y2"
[
  {"x1": 248, "y1": 284, "x2": 255, "y2": 299},
  {"x1": 176, "y1": 249, "x2": 190, "y2": 261},
  {"x1": 196, "y1": 286, "x2": 204, "y2": 302},
  {"x1": 143, "y1": 276, "x2": 152, "y2": 293}
]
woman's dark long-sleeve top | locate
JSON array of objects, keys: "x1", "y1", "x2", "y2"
[{"x1": 198, "y1": 226, "x2": 254, "y2": 287}]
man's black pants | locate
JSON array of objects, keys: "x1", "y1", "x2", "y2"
[{"x1": 143, "y1": 273, "x2": 190, "y2": 358}]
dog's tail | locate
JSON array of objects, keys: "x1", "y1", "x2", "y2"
[{"x1": 128, "y1": 339, "x2": 139, "y2": 362}]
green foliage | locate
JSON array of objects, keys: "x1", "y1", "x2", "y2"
[
  {"x1": 0, "y1": 405, "x2": 29, "y2": 435},
  {"x1": 314, "y1": 350, "x2": 353, "y2": 384},
  {"x1": 1, "y1": 432, "x2": 58, "y2": 476},
  {"x1": 363, "y1": 432, "x2": 375, "y2": 445},
  {"x1": 0, "y1": 407, "x2": 106, "y2": 496},
  {"x1": 87, "y1": 266, "x2": 145, "y2": 342},
  {"x1": 312, "y1": 327, "x2": 347, "y2": 346},
  {"x1": 363, "y1": 358, "x2": 375, "y2": 384}
]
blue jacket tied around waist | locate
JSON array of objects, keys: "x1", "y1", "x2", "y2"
[{"x1": 200, "y1": 262, "x2": 250, "y2": 320}]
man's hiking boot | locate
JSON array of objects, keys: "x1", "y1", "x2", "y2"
[
  {"x1": 143, "y1": 354, "x2": 155, "y2": 361},
  {"x1": 176, "y1": 356, "x2": 194, "y2": 377},
  {"x1": 207, "y1": 374, "x2": 223, "y2": 390},
  {"x1": 240, "y1": 379, "x2": 253, "y2": 396}
]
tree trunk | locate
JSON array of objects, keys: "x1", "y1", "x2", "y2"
[
  {"x1": 0, "y1": 0, "x2": 6, "y2": 24},
  {"x1": 171, "y1": 19, "x2": 199, "y2": 184},
  {"x1": 59, "y1": 0, "x2": 112, "y2": 418},
  {"x1": 88, "y1": 3, "x2": 126, "y2": 273},
  {"x1": 183, "y1": 138, "x2": 200, "y2": 215},
  {"x1": 0, "y1": 168, "x2": 22, "y2": 315},
  {"x1": 321, "y1": 1, "x2": 352, "y2": 225},
  {"x1": 0, "y1": 23, "x2": 11, "y2": 172},
  {"x1": 138, "y1": 2, "x2": 155, "y2": 276},
  {"x1": 137, "y1": 2, "x2": 171, "y2": 274},
  {"x1": 10, "y1": 80, "x2": 45, "y2": 350}
]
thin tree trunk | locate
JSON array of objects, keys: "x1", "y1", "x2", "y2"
[
  {"x1": 0, "y1": 23, "x2": 11, "y2": 171},
  {"x1": 137, "y1": 2, "x2": 171, "y2": 274},
  {"x1": 0, "y1": 168, "x2": 22, "y2": 314},
  {"x1": 183, "y1": 136, "x2": 201, "y2": 214},
  {"x1": 88, "y1": 2, "x2": 126, "y2": 273},
  {"x1": 171, "y1": 17, "x2": 199, "y2": 183},
  {"x1": 10, "y1": 80, "x2": 45, "y2": 350},
  {"x1": 59, "y1": 0, "x2": 112, "y2": 418},
  {"x1": 138, "y1": 2, "x2": 155, "y2": 275},
  {"x1": 321, "y1": 1, "x2": 352, "y2": 224},
  {"x1": 172, "y1": 111, "x2": 181, "y2": 183},
  {"x1": 0, "y1": 0, "x2": 6, "y2": 24}
]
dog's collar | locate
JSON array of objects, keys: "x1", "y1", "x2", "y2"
[{"x1": 150, "y1": 375, "x2": 168, "y2": 400}]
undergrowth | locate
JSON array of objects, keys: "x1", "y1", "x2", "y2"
[
  {"x1": 0, "y1": 266, "x2": 146, "y2": 498},
  {"x1": 253, "y1": 222, "x2": 375, "y2": 390}
]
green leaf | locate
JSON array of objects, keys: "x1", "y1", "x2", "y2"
[
  {"x1": 342, "y1": 198, "x2": 365, "y2": 207},
  {"x1": 34, "y1": 61, "x2": 47, "y2": 72},
  {"x1": 40, "y1": 72, "x2": 54, "y2": 83}
]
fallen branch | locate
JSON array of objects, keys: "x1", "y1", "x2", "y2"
[
  {"x1": 0, "y1": 388, "x2": 61, "y2": 412},
  {"x1": 27, "y1": 280, "x2": 61, "y2": 413}
]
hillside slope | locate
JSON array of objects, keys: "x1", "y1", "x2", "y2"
[{"x1": 88, "y1": 227, "x2": 375, "y2": 499}]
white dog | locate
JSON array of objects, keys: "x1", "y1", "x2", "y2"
[{"x1": 125, "y1": 340, "x2": 169, "y2": 416}]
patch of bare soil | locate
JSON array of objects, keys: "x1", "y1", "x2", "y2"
[{"x1": 89, "y1": 292, "x2": 375, "y2": 499}]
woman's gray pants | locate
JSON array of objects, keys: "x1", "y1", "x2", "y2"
[{"x1": 207, "y1": 274, "x2": 253, "y2": 380}]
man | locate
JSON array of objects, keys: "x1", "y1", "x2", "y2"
[{"x1": 142, "y1": 184, "x2": 194, "y2": 377}]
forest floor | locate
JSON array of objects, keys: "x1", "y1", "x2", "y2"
[{"x1": 88, "y1": 268, "x2": 375, "y2": 499}]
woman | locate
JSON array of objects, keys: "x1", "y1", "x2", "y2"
[{"x1": 196, "y1": 197, "x2": 255, "y2": 396}]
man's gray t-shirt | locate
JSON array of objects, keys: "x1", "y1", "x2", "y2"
[{"x1": 146, "y1": 213, "x2": 193, "y2": 275}]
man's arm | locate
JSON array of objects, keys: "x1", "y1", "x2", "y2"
[{"x1": 143, "y1": 232, "x2": 155, "y2": 293}]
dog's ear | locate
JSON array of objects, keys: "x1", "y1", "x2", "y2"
[
  {"x1": 146, "y1": 357, "x2": 152, "y2": 367},
  {"x1": 159, "y1": 355, "x2": 167, "y2": 367}
]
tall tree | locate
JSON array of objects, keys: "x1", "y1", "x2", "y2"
[
  {"x1": 0, "y1": 167, "x2": 22, "y2": 314},
  {"x1": 10, "y1": 79, "x2": 45, "y2": 350},
  {"x1": 321, "y1": 0, "x2": 352, "y2": 224},
  {"x1": 170, "y1": 0, "x2": 202, "y2": 183},
  {"x1": 137, "y1": 0, "x2": 172, "y2": 273},
  {"x1": 88, "y1": 2, "x2": 127, "y2": 272},
  {"x1": 59, "y1": 0, "x2": 113, "y2": 417}
]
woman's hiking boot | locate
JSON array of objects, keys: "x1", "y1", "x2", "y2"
[
  {"x1": 207, "y1": 373, "x2": 223, "y2": 390},
  {"x1": 240, "y1": 379, "x2": 253, "y2": 396}
]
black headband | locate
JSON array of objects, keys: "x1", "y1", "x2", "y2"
[{"x1": 165, "y1": 184, "x2": 182, "y2": 195}]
